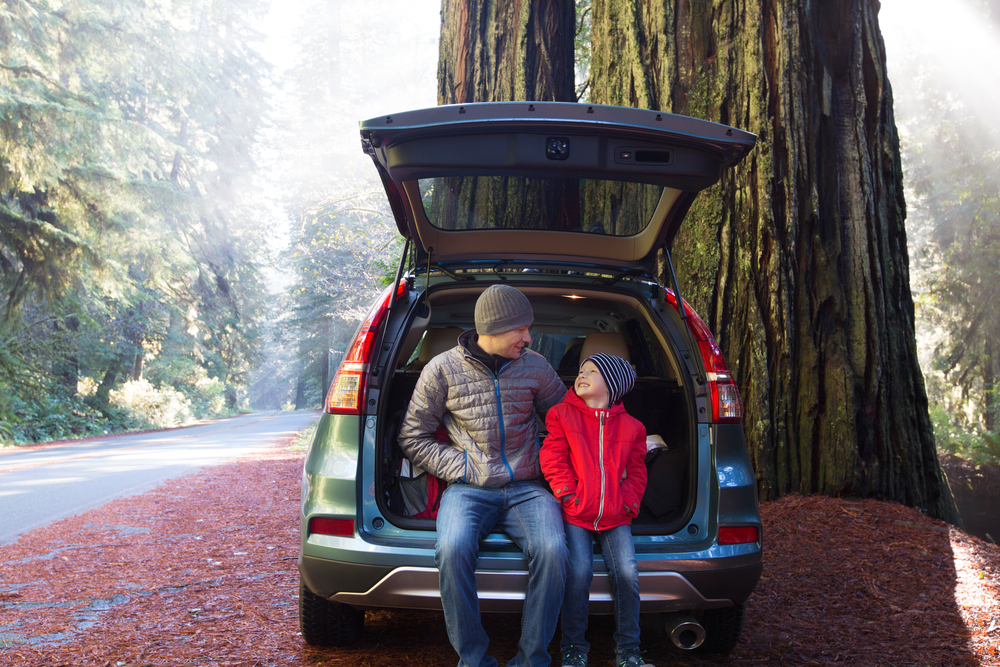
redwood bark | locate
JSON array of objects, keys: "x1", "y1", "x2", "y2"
[
  {"x1": 588, "y1": 0, "x2": 959, "y2": 522},
  {"x1": 438, "y1": 0, "x2": 576, "y2": 104}
]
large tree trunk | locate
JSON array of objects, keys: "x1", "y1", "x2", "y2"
[
  {"x1": 438, "y1": 0, "x2": 576, "y2": 104},
  {"x1": 588, "y1": 0, "x2": 959, "y2": 522}
]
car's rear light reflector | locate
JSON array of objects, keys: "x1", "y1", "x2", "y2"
[
  {"x1": 718, "y1": 526, "x2": 758, "y2": 544},
  {"x1": 326, "y1": 279, "x2": 407, "y2": 415},
  {"x1": 309, "y1": 517, "x2": 354, "y2": 537},
  {"x1": 664, "y1": 289, "x2": 744, "y2": 424},
  {"x1": 709, "y1": 373, "x2": 743, "y2": 421}
]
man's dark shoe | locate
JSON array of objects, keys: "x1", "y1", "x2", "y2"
[{"x1": 616, "y1": 648, "x2": 654, "y2": 667}]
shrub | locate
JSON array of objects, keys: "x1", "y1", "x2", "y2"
[
  {"x1": 931, "y1": 404, "x2": 1000, "y2": 466},
  {"x1": 189, "y1": 374, "x2": 228, "y2": 417},
  {"x1": 109, "y1": 379, "x2": 195, "y2": 429}
]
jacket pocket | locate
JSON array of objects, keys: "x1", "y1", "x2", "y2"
[
  {"x1": 462, "y1": 440, "x2": 491, "y2": 486},
  {"x1": 560, "y1": 490, "x2": 585, "y2": 521},
  {"x1": 598, "y1": 476, "x2": 630, "y2": 528}
]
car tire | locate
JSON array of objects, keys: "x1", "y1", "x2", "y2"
[
  {"x1": 299, "y1": 580, "x2": 364, "y2": 646},
  {"x1": 696, "y1": 602, "x2": 745, "y2": 654}
]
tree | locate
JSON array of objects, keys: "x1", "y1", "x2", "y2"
[
  {"x1": 283, "y1": 186, "x2": 401, "y2": 409},
  {"x1": 586, "y1": 0, "x2": 958, "y2": 522},
  {"x1": 1, "y1": 0, "x2": 271, "y2": 435},
  {"x1": 912, "y1": 114, "x2": 1000, "y2": 435},
  {"x1": 438, "y1": 0, "x2": 576, "y2": 105}
]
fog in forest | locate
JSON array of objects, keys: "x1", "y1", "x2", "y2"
[
  {"x1": 882, "y1": 0, "x2": 1000, "y2": 139},
  {"x1": 245, "y1": 0, "x2": 441, "y2": 410},
  {"x1": 881, "y1": 0, "x2": 1000, "y2": 445}
]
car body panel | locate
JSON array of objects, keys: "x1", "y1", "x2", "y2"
[{"x1": 331, "y1": 567, "x2": 736, "y2": 613}]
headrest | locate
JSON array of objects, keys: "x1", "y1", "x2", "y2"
[
  {"x1": 417, "y1": 327, "x2": 463, "y2": 362},
  {"x1": 579, "y1": 332, "x2": 630, "y2": 364}
]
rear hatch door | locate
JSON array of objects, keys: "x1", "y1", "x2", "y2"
[{"x1": 360, "y1": 102, "x2": 756, "y2": 271}]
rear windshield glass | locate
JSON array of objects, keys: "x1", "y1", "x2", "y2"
[{"x1": 418, "y1": 176, "x2": 664, "y2": 237}]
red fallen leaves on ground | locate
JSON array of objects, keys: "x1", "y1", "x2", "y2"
[{"x1": 0, "y1": 439, "x2": 997, "y2": 666}]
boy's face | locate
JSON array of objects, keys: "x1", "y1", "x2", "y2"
[{"x1": 575, "y1": 360, "x2": 609, "y2": 408}]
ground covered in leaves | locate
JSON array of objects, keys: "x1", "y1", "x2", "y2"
[{"x1": 1, "y1": 439, "x2": 998, "y2": 666}]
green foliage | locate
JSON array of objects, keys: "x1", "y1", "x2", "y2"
[
  {"x1": 288, "y1": 423, "x2": 317, "y2": 452},
  {"x1": 0, "y1": 0, "x2": 272, "y2": 439},
  {"x1": 930, "y1": 405, "x2": 1000, "y2": 466},
  {"x1": 0, "y1": 379, "x2": 138, "y2": 446},
  {"x1": 0, "y1": 369, "x2": 228, "y2": 447}
]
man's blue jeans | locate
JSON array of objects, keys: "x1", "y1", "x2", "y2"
[
  {"x1": 435, "y1": 480, "x2": 568, "y2": 667},
  {"x1": 560, "y1": 522, "x2": 640, "y2": 657}
]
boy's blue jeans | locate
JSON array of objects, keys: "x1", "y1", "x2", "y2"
[
  {"x1": 435, "y1": 480, "x2": 569, "y2": 667},
  {"x1": 560, "y1": 522, "x2": 641, "y2": 656}
]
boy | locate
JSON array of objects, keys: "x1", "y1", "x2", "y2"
[{"x1": 540, "y1": 353, "x2": 652, "y2": 667}]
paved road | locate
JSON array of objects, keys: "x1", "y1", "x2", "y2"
[{"x1": 0, "y1": 410, "x2": 321, "y2": 545}]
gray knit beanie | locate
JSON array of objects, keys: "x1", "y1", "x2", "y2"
[
  {"x1": 475, "y1": 285, "x2": 534, "y2": 335},
  {"x1": 582, "y1": 353, "x2": 636, "y2": 406}
]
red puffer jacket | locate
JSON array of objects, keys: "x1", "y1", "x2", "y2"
[{"x1": 540, "y1": 389, "x2": 647, "y2": 532}]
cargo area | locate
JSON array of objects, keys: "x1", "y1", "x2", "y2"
[{"x1": 375, "y1": 283, "x2": 697, "y2": 534}]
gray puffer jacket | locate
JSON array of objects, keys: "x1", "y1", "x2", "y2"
[{"x1": 398, "y1": 330, "x2": 567, "y2": 488}]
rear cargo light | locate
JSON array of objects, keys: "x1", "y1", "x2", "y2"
[
  {"x1": 718, "y1": 525, "x2": 759, "y2": 545},
  {"x1": 664, "y1": 289, "x2": 743, "y2": 423},
  {"x1": 309, "y1": 517, "x2": 355, "y2": 537},
  {"x1": 326, "y1": 279, "x2": 408, "y2": 415}
]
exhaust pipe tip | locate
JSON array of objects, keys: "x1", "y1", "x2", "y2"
[{"x1": 664, "y1": 613, "x2": 705, "y2": 650}]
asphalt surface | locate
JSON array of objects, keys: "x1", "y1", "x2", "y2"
[{"x1": 0, "y1": 410, "x2": 321, "y2": 545}]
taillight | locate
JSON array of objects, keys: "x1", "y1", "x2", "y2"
[
  {"x1": 325, "y1": 280, "x2": 407, "y2": 415},
  {"x1": 664, "y1": 289, "x2": 743, "y2": 423},
  {"x1": 309, "y1": 517, "x2": 354, "y2": 537},
  {"x1": 718, "y1": 525, "x2": 759, "y2": 545}
]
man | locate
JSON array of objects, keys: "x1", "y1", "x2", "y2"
[{"x1": 399, "y1": 284, "x2": 569, "y2": 667}]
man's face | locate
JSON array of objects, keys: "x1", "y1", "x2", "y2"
[{"x1": 481, "y1": 325, "x2": 532, "y2": 359}]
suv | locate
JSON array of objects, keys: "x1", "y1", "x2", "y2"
[{"x1": 297, "y1": 102, "x2": 762, "y2": 655}]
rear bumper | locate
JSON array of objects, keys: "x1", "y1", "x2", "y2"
[{"x1": 299, "y1": 552, "x2": 761, "y2": 614}]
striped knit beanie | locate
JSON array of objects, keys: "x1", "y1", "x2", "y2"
[{"x1": 582, "y1": 353, "x2": 636, "y2": 406}]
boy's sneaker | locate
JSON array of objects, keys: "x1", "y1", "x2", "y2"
[
  {"x1": 616, "y1": 648, "x2": 654, "y2": 667},
  {"x1": 560, "y1": 645, "x2": 587, "y2": 667}
]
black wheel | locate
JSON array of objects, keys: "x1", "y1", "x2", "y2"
[
  {"x1": 696, "y1": 602, "x2": 745, "y2": 655},
  {"x1": 299, "y1": 580, "x2": 364, "y2": 646}
]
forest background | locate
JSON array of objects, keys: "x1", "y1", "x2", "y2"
[{"x1": 1, "y1": 0, "x2": 998, "y2": 510}]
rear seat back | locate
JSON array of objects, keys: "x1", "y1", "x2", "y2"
[
  {"x1": 579, "y1": 332, "x2": 631, "y2": 363},
  {"x1": 417, "y1": 327, "x2": 463, "y2": 364}
]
